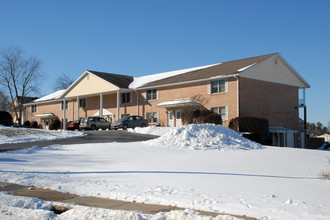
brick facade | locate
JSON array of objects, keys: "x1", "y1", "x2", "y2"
[{"x1": 239, "y1": 77, "x2": 299, "y2": 131}]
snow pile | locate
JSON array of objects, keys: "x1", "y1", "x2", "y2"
[
  {"x1": 0, "y1": 126, "x2": 85, "y2": 144},
  {"x1": 147, "y1": 124, "x2": 263, "y2": 150},
  {"x1": 0, "y1": 193, "x2": 240, "y2": 220},
  {"x1": 59, "y1": 207, "x2": 239, "y2": 220},
  {"x1": 128, "y1": 126, "x2": 172, "y2": 136}
]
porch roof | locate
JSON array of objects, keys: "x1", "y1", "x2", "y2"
[
  {"x1": 156, "y1": 99, "x2": 200, "y2": 108},
  {"x1": 93, "y1": 109, "x2": 114, "y2": 116},
  {"x1": 33, "y1": 113, "x2": 57, "y2": 119}
]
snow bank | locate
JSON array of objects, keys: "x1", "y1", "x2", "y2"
[
  {"x1": 146, "y1": 124, "x2": 263, "y2": 150},
  {"x1": 0, "y1": 127, "x2": 85, "y2": 144},
  {"x1": 0, "y1": 193, "x2": 240, "y2": 220},
  {"x1": 128, "y1": 126, "x2": 172, "y2": 136}
]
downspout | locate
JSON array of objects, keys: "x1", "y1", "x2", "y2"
[{"x1": 234, "y1": 75, "x2": 240, "y2": 117}]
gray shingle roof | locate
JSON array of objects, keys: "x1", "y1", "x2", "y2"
[
  {"x1": 139, "y1": 53, "x2": 277, "y2": 88},
  {"x1": 88, "y1": 70, "x2": 134, "y2": 89}
]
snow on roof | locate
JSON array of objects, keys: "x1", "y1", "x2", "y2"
[
  {"x1": 129, "y1": 63, "x2": 220, "y2": 89},
  {"x1": 156, "y1": 99, "x2": 200, "y2": 108},
  {"x1": 237, "y1": 62, "x2": 257, "y2": 72},
  {"x1": 33, "y1": 89, "x2": 66, "y2": 102}
]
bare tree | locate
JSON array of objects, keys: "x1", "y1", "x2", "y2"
[
  {"x1": 53, "y1": 73, "x2": 74, "y2": 91},
  {"x1": 181, "y1": 94, "x2": 208, "y2": 125},
  {"x1": 0, "y1": 90, "x2": 10, "y2": 111},
  {"x1": 0, "y1": 46, "x2": 42, "y2": 125}
]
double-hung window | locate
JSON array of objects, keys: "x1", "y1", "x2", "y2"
[
  {"x1": 210, "y1": 79, "x2": 228, "y2": 94},
  {"x1": 31, "y1": 105, "x2": 37, "y2": 113},
  {"x1": 146, "y1": 112, "x2": 159, "y2": 124},
  {"x1": 146, "y1": 89, "x2": 157, "y2": 100},
  {"x1": 211, "y1": 106, "x2": 228, "y2": 121},
  {"x1": 121, "y1": 93, "x2": 131, "y2": 104},
  {"x1": 61, "y1": 100, "x2": 69, "y2": 110}
]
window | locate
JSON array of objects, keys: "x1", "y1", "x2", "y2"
[
  {"x1": 146, "y1": 89, "x2": 157, "y2": 100},
  {"x1": 61, "y1": 100, "x2": 69, "y2": 110},
  {"x1": 79, "y1": 98, "x2": 87, "y2": 108},
  {"x1": 146, "y1": 112, "x2": 158, "y2": 124},
  {"x1": 121, "y1": 93, "x2": 131, "y2": 104},
  {"x1": 210, "y1": 79, "x2": 227, "y2": 94},
  {"x1": 31, "y1": 105, "x2": 37, "y2": 113},
  {"x1": 211, "y1": 106, "x2": 228, "y2": 121}
]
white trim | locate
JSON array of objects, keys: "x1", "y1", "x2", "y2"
[
  {"x1": 30, "y1": 104, "x2": 37, "y2": 113},
  {"x1": 61, "y1": 71, "x2": 120, "y2": 99},
  {"x1": 207, "y1": 81, "x2": 211, "y2": 94}
]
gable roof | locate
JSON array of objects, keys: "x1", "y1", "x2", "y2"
[
  {"x1": 88, "y1": 70, "x2": 134, "y2": 89},
  {"x1": 136, "y1": 53, "x2": 278, "y2": 88}
]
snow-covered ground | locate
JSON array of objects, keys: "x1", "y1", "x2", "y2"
[
  {"x1": 1, "y1": 124, "x2": 330, "y2": 219},
  {"x1": 0, "y1": 125, "x2": 85, "y2": 144}
]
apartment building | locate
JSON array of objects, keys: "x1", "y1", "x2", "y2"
[{"x1": 25, "y1": 53, "x2": 310, "y2": 147}]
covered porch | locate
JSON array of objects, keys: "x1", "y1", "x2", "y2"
[{"x1": 156, "y1": 99, "x2": 201, "y2": 127}]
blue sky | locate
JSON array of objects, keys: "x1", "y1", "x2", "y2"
[{"x1": 1, "y1": 0, "x2": 329, "y2": 126}]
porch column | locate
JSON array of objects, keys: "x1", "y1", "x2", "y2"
[
  {"x1": 99, "y1": 93, "x2": 103, "y2": 118},
  {"x1": 136, "y1": 91, "x2": 139, "y2": 115},
  {"x1": 72, "y1": 100, "x2": 74, "y2": 120},
  {"x1": 63, "y1": 99, "x2": 66, "y2": 130},
  {"x1": 117, "y1": 90, "x2": 120, "y2": 120},
  {"x1": 76, "y1": 96, "x2": 80, "y2": 120}
]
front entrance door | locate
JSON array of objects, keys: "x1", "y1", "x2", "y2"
[
  {"x1": 168, "y1": 110, "x2": 174, "y2": 127},
  {"x1": 175, "y1": 110, "x2": 181, "y2": 127}
]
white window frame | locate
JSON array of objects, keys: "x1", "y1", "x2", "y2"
[
  {"x1": 208, "y1": 79, "x2": 228, "y2": 94},
  {"x1": 146, "y1": 112, "x2": 159, "y2": 124},
  {"x1": 146, "y1": 89, "x2": 158, "y2": 101},
  {"x1": 30, "y1": 105, "x2": 37, "y2": 113},
  {"x1": 61, "y1": 100, "x2": 69, "y2": 110},
  {"x1": 210, "y1": 106, "x2": 228, "y2": 121}
]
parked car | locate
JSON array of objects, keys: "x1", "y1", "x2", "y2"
[
  {"x1": 79, "y1": 117, "x2": 111, "y2": 130},
  {"x1": 0, "y1": 111, "x2": 13, "y2": 126},
  {"x1": 111, "y1": 115, "x2": 148, "y2": 130},
  {"x1": 66, "y1": 119, "x2": 81, "y2": 130}
]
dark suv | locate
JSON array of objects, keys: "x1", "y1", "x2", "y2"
[
  {"x1": 111, "y1": 115, "x2": 148, "y2": 130},
  {"x1": 79, "y1": 116, "x2": 111, "y2": 130},
  {"x1": 0, "y1": 111, "x2": 13, "y2": 126}
]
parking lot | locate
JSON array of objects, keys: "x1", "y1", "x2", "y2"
[{"x1": 0, "y1": 130, "x2": 159, "y2": 152}]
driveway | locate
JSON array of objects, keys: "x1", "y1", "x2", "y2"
[{"x1": 0, "y1": 130, "x2": 159, "y2": 152}]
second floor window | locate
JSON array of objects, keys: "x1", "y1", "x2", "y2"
[
  {"x1": 211, "y1": 79, "x2": 227, "y2": 94},
  {"x1": 31, "y1": 105, "x2": 37, "y2": 113},
  {"x1": 121, "y1": 93, "x2": 131, "y2": 104},
  {"x1": 79, "y1": 98, "x2": 87, "y2": 108},
  {"x1": 146, "y1": 89, "x2": 157, "y2": 100},
  {"x1": 61, "y1": 100, "x2": 69, "y2": 110}
]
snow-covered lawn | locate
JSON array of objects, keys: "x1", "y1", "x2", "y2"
[
  {"x1": 0, "y1": 124, "x2": 330, "y2": 220},
  {"x1": 0, "y1": 125, "x2": 85, "y2": 144}
]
